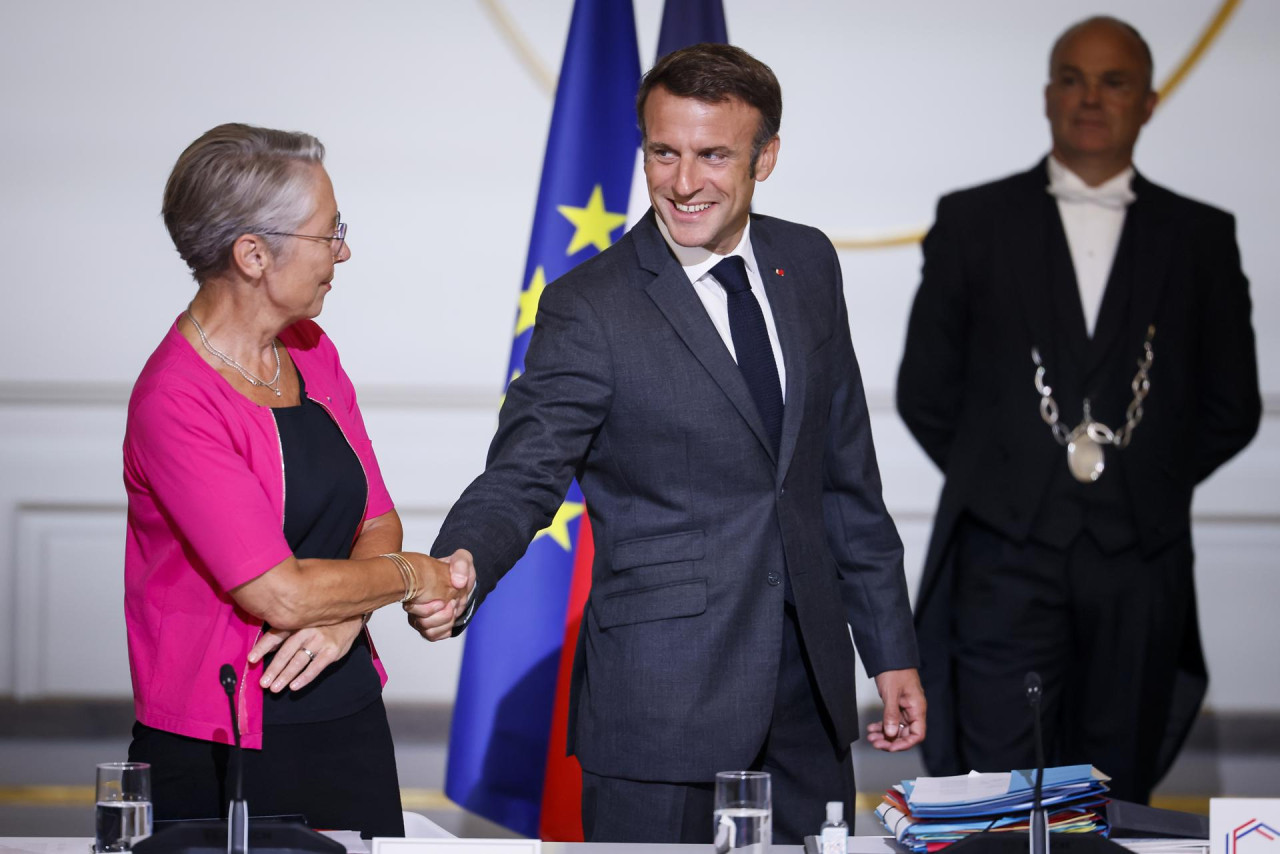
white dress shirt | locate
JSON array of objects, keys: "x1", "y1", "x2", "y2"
[
  {"x1": 1047, "y1": 156, "x2": 1136, "y2": 337},
  {"x1": 655, "y1": 217, "x2": 787, "y2": 401}
]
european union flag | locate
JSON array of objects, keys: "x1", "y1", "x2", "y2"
[
  {"x1": 655, "y1": 0, "x2": 728, "y2": 57},
  {"x1": 444, "y1": 0, "x2": 640, "y2": 839}
]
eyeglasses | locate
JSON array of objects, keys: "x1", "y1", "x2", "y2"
[{"x1": 261, "y1": 218, "x2": 348, "y2": 259}]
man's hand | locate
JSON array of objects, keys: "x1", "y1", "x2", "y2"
[
  {"x1": 247, "y1": 616, "x2": 365, "y2": 693},
  {"x1": 866, "y1": 667, "x2": 927, "y2": 751},
  {"x1": 404, "y1": 548, "x2": 476, "y2": 641}
]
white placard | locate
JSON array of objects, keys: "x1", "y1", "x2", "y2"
[
  {"x1": 1209, "y1": 799, "x2": 1280, "y2": 854},
  {"x1": 371, "y1": 839, "x2": 540, "y2": 854}
]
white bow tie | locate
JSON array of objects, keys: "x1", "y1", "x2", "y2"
[{"x1": 1047, "y1": 178, "x2": 1136, "y2": 210}]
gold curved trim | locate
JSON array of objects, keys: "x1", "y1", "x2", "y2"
[
  {"x1": 485, "y1": 1, "x2": 1240, "y2": 251},
  {"x1": 829, "y1": 230, "x2": 929, "y2": 251},
  {"x1": 0, "y1": 784, "x2": 460, "y2": 810},
  {"x1": 0, "y1": 784, "x2": 94, "y2": 806},
  {"x1": 0, "y1": 784, "x2": 1211, "y2": 818},
  {"x1": 830, "y1": 0, "x2": 1241, "y2": 251},
  {"x1": 1157, "y1": 0, "x2": 1240, "y2": 101},
  {"x1": 480, "y1": 0, "x2": 556, "y2": 96}
]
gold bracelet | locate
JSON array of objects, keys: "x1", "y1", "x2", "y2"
[
  {"x1": 396, "y1": 554, "x2": 416, "y2": 602},
  {"x1": 396, "y1": 553, "x2": 417, "y2": 602},
  {"x1": 380, "y1": 553, "x2": 417, "y2": 603}
]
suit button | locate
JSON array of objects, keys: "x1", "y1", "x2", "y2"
[{"x1": 766, "y1": 571, "x2": 782, "y2": 586}]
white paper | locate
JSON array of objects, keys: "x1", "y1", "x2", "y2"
[
  {"x1": 322, "y1": 829, "x2": 370, "y2": 853},
  {"x1": 1118, "y1": 840, "x2": 1210, "y2": 854},
  {"x1": 909, "y1": 771, "x2": 1012, "y2": 805},
  {"x1": 370, "y1": 839, "x2": 539, "y2": 854}
]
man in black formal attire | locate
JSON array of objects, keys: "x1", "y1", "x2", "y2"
[
  {"x1": 413, "y1": 44, "x2": 926, "y2": 843},
  {"x1": 898, "y1": 16, "x2": 1260, "y2": 803}
]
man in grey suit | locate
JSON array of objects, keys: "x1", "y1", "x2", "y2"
[{"x1": 415, "y1": 43, "x2": 925, "y2": 844}]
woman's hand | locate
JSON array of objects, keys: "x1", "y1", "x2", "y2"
[
  {"x1": 247, "y1": 615, "x2": 366, "y2": 693},
  {"x1": 405, "y1": 549, "x2": 476, "y2": 642}
]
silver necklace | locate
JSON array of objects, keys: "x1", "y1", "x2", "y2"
[
  {"x1": 1032, "y1": 324, "x2": 1155, "y2": 483},
  {"x1": 186, "y1": 308, "x2": 283, "y2": 396}
]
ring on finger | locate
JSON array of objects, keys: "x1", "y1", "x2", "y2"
[{"x1": 300, "y1": 647, "x2": 315, "y2": 661}]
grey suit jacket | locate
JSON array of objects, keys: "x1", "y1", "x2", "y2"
[{"x1": 435, "y1": 209, "x2": 918, "y2": 781}]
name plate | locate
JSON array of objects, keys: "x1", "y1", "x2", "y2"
[
  {"x1": 371, "y1": 839, "x2": 541, "y2": 854},
  {"x1": 1209, "y1": 798, "x2": 1280, "y2": 854}
]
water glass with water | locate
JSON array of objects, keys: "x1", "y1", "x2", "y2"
[
  {"x1": 714, "y1": 770, "x2": 771, "y2": 854},
  {"x1": 94, "y1": 762, "x2": 153, "y2": 852}
]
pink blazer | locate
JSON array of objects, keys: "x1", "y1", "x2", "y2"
[{"x1": 123, "y1": 318, "x2": 393, "y2": 748}]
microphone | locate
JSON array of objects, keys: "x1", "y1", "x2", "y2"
[
  {"x1": 219, "y1": 665, "x2": 243, "y2": 799},
  {"x1": 937, "y1": 672, "x2": 1129, "y2": 854},
  {"x1": 219, "y1": 664, "x2": 237, "y2": 694},
  {"x1": 221, "y1": 665, "x2": 248, "y2": 854},
  {"x1": 133, "y1": 665, "x2": 345, "y2": 854},
  {"x1": 1025, "y1": 672, "x2": 1048, "y2": 854},
  {"x1": 1024, "y1": 671, "x2": 1042, "y2": 707}
]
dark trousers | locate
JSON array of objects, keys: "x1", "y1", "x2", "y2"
[
  {"x1": 128, "y1": 696, "x2": 404, "y2": 838},
  {"x1": 951, "y1": 518, "x2": 1196, "y2": 803},
  {"x1": 581, "y1": 602, "x2": 855, "y2": 844}
]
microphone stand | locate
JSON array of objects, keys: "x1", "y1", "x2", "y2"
[
  {"x1": 930, "y1": 671, "x2": 1129, "y2": 854},
  {"x1": 220, "y1": 665, "x2": 248, "y2": 854},
  {"x1": 1025, "y1": 672, "x2": 1049, "y2": 854},
  {"x1": 134, "y1": 664, "x2": 343, "y2": 854}
]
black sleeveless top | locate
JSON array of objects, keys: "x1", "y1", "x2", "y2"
[{"x1": 264, "y1": 368, "x2": 381, "y2": 724}]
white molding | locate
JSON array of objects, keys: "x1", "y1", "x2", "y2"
[
  {"x1": 0, "y1": 381, "x2": 501, "y2": 411},
  {"x1": 3, "y1": 380, "x2": 1279, "y2": 415},
  {"x1": 12, "y1": 506, "x2": 127, "y2": 699}
]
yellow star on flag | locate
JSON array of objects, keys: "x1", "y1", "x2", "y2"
[
  {"x1": 557, "y1": 185, "x2": 627, "y2": 256},
  {"x1": 533, "y1": 500, "x2": 585, "y2": 551},
  {"x1": 499, "y1": 368, "x2": 522, "y2": 409},
  {"x1": 515, "y1": 267, "x2": 546, "y2": 337}
]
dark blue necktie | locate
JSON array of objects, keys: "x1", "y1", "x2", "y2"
[{"x1": 712, "y1": 255, "x2": 783, "y2": 454}]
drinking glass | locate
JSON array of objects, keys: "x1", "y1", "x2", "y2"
[
  {"x1": 714, "y1": 770, "x2": 771, "y2": 854},
  {"x1": 94, "y1": 762, "x2": 153, "y2": 852}
]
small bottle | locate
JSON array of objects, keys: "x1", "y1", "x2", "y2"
[{"x1": 820, "y1": 800, "x2": 848, "y2": 854}]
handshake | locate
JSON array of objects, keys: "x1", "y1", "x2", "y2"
[{"x1": 396, "y1": 548, "x2": 477, "y2": 642}]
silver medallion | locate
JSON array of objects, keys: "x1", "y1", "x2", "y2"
[{"x1": 1066, "y1": 430, "x2": 1105, "y2": 483}]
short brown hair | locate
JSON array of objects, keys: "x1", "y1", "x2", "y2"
[
  {"x1": 162, "y1": 123, "x2": 325, "y2": 283},
  {"x1": 636, "y1": 43, "x2": 782, "y2": 173}
]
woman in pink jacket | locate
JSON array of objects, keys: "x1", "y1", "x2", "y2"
[{"x1": 123, "y1": 123, "x2": 469, "y2": 837}]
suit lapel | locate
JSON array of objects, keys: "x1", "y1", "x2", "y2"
[
  {"x1": 1008, "y1": 162, "x2": 1062, "y2": 369},
  {"x1": 633, "y1": 211, "x2": 779, "y2": 462},
  {"x1": 1083, "y1": 212, "x2": 1135, "y2": 380},
  {"x1": 1084, "y1": 172, "x2": 1170, "y2": 382},
  {"x1": 1119, "y1": 172, "x2": 1172, "y2": 356},
  {"x1": 1046, "y1": 204, "x2": 1092, "y2": 371},
  {"x1": 751, "y1": 221, "x2": 807, "y2": 484}
]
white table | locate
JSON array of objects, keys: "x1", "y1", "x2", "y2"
[{"x1": 0, "y1": 839, "x2": 885, "y2": 854}]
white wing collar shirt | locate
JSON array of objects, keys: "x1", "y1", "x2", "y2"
[
  {"x1": 1047, "y1": 155, "x2": 1136, "y2": 337},
  {"x1": 655, "y1": 216, "x2": 788, "y2": 400}
]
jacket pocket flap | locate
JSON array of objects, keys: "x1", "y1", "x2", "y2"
[
  {"x1": 596, "y1": 579, "x2": 707, "y2": 629},
  {"x1": 611, "y1": 530, "x2": 705, "y2": 572}
]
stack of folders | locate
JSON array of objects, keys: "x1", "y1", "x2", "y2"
[{"x1": 876, "y1": 765, "x2": 1113, "y2": 853}]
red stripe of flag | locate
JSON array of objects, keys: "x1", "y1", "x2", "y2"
[{"x1": 538, "y1": 513, "x2": 595, "y2": 840}]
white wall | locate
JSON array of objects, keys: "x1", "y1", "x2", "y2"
[{"x1": 1, "y1": 1, "x2": 1276, "y2": 712}]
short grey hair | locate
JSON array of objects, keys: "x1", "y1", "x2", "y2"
[{"x1": 162, "y1": 123, "x2": 326, "y2": 282}]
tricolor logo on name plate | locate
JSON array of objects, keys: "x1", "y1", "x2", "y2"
[{"x1": 1211, "y1": 799, "x2": 1280, "y2": 854}]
